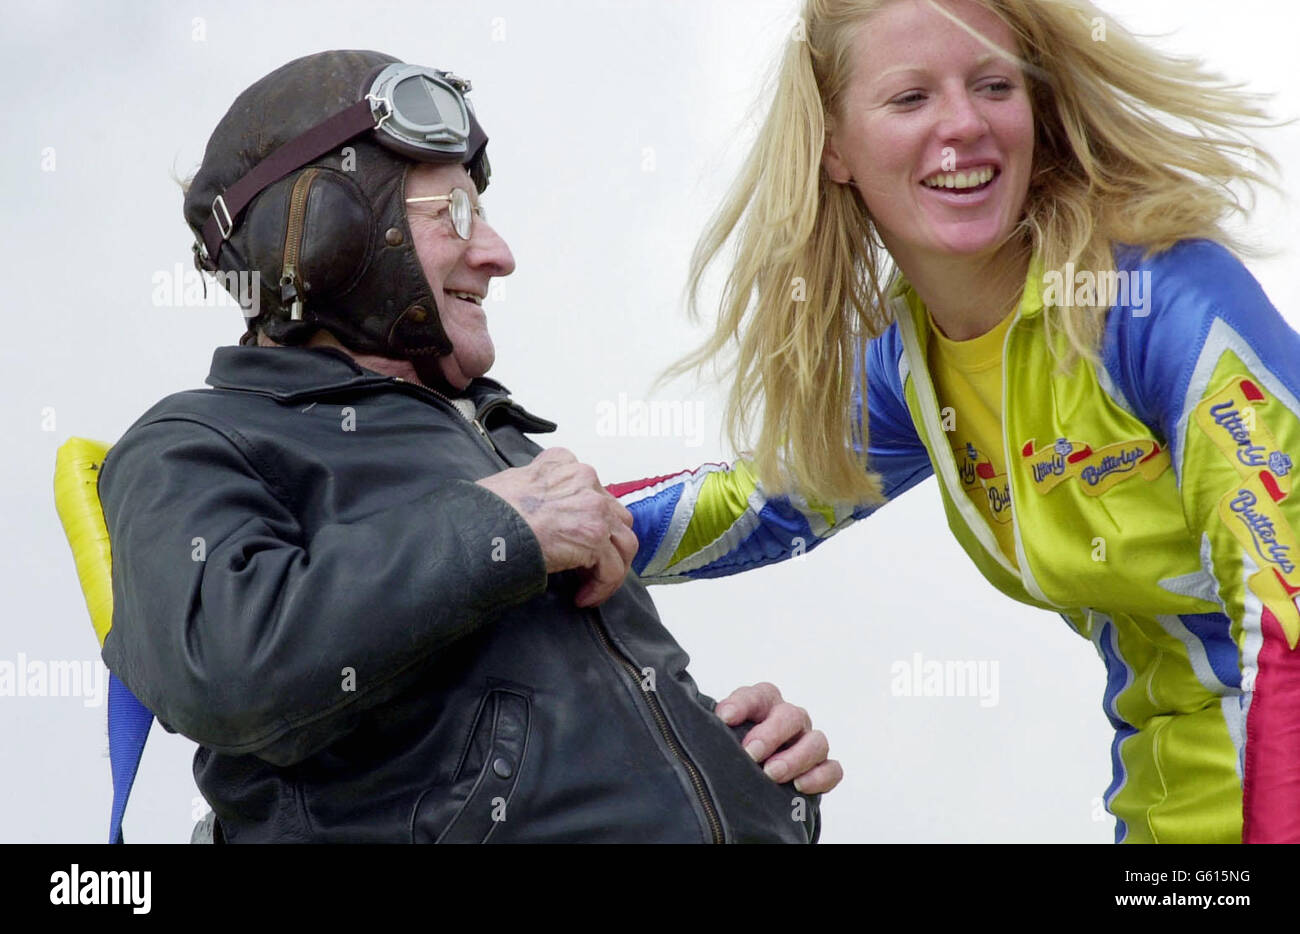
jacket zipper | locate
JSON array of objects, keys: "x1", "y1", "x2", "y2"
[
  {"x1": 892, "y1": 296, "x2": 1018, "y2": 577},
  {"x1": 280, "y1": 167, "x2": 320, "y2": 321},
  {"x1": 996, "y1": 312, "x2": 1054, "y2": 606},
  {"x1": 586, "y1": 610, "x2": 725, "y2": 843},
  {"x1": 391, "y1": 373, "x2": 724, "y2": 841},
  {"x1": 389, "y1": 376, "x2": 503, "y2": 461}
]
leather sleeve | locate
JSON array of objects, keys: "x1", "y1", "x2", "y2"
[
  {"x1": 680, "y1": 680, "x2": 823, "y2": 844},
  {"x1": 97, "y1": 415, "x2": 548, "y2": 767}
]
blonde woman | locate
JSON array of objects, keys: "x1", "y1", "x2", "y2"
[{"x1": 610, "y1": 0, "x2": 1299, "y2": 843}]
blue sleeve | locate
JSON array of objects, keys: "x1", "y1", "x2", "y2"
[
  {"x1": 614, "y1": 324, "x2": 933, "y2": 582},
  {"x1": 1102, "y1": 239, "x2": 1300, "y2": 466}
]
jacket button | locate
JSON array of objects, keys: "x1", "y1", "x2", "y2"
[
  {"x1": 385, "y1": 226, "x2": 404, "y2": 246},
  {"x1": 492, "y1": 757, "x2": 513, "y2": 779}
]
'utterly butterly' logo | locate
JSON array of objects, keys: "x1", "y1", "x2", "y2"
[
  {"x1": 1029, "y1": 438, "x2": 1072, "y2": 484},
  {"x1": 1080, "y1": 446, "x2": 1146, "y2": 486},
  {"x1": 1227, "y1": 487, "x2": 1295, "y2": 574},
  {"x1": 1195, "y1": 377, "x2": 1293, "y2": 499},
  {"x1": 1021, "y1": 437, "x2": 1168, "y2": 495},
  {"x1": 952, "y1": 441, "x2": 1011, "y2": 523},
  {"x1": 958, "y1": 442, "x2": 979, "y2": 487},
  {"x1": 1198, "y1": 372, "x2": 1300, "y2": 651}
]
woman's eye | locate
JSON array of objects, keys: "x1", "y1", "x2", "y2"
[
  {"x1": 891, "y1": 91, "x2": 926, "y2": 106},
  {"x1": 981, "y1": 79, "x2": 1014, "y2": 94}
]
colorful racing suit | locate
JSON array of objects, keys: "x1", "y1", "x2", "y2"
[{"x1": 611, "y1": 239, "x2": 1300, "y2": 843}]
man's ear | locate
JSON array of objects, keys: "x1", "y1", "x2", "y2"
[{"x1": 821, "y1": 127, "x2": 853, "y2": 185}]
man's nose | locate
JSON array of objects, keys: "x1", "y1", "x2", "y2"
[{"x1": 468, "y1": 218, "x2": 516, "y2": 277}]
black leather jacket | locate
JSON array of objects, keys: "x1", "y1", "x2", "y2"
[{"x1": 98, "y1": 345, "x2": 819, "y2": 843}]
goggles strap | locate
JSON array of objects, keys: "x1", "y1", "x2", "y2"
[{"x1": 201, "y1": 98, "x2": 379, "y2": 264}]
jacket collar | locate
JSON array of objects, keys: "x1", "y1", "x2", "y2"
[
  {"x1": 888, "y1": 254, "x2": 1048, "y2": 327},
  {"x1": 204, "y1": 345, "x2": 557, "y2": 432}
]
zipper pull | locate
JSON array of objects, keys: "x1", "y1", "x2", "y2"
[{"x1": 280, "y1": 269, "x2": 304, "y2": 321}]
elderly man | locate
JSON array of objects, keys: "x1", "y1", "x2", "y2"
[{"x1": 97, "y1": 50, "x2": 840, "y2": 843}]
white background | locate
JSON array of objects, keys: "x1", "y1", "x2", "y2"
[{"x1": 2, "y1": 0, "x2": 1296, "y2": 843}]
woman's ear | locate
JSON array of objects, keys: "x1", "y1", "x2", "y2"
[{"x1": 822, "y1": 129, "x2": 853, "y2": 184}]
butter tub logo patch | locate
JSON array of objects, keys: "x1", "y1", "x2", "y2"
[
  {"x1": 955, "y1": 442, "x2": 1011, "y2": 523},
  {"x1": 1196, "y1": 375, "x2": 1300, "y2": 649},
  {"x1": 1195, "y1": 376, "x2": 1292, "y2": 495},
  {"x1": 957, "y1": 442, "x2": 982, "y2": 488},
  {"x1": 1020, "y1": 436, "x2": 1168, "y2": 495},
  {"x1": 1219, "y1": 471, "x2": 1300, "y2": 650},
  {"x1": 1225, "y1": 483, "x2": 1295, "y2": 575}
]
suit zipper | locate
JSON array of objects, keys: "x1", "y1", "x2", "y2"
[
  {"x1": 997, "y1": 316, "x2": 1056, "y2": 607},
  {"x1": 893, "y1": 296, "x2": 1019, "y2": 577},
  {"x1": 586, "y1": 610, "x2": 725, "y2": 843},
  {"x1": 390, "y1": 373, "x2": 723, "y2": 841}
]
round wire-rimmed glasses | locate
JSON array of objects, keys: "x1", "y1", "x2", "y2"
[{"x1": 405, "y1": 187, "x2": 485, "y2": 240}]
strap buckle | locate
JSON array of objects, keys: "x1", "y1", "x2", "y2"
[
  {"x1": 441, "y1": 71, "x2": 471, "y2": 94},
  {"x1": 366, "y1": 93, "x2": 393, "y2": 129},
  {"x1": 211, "y1": 194, "x2": 234, "y2": 240},
  {"x1": 191, "y1": 238, "x2": 215, "y2": 272}
]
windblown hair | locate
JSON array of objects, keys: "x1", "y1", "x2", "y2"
[{"x1": 667, "y1": 0, "x2": 1278, "y2": 506}]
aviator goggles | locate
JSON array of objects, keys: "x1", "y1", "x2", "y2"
[{"x1": 199, "y1": 63, "x2": 488, "y2": 265}]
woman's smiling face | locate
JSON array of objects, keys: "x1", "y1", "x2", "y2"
[{"x1": 822, "y1": 0, "x2": 1034, "y2": 266}]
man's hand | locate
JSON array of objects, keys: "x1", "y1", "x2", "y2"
[
  {"x1": 476, "y1": 447, "x2": 638, "y2": 607},
  {"x1": 716, "y1": 682, "x2": 843, "y2": 794}
]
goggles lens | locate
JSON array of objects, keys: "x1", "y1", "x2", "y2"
[
  {"x1": 371, "y1": 64, "x2": 472, "y2": 156},
  {"x1": 391, "y1": 73, "x2": 468, "y2": 136}
]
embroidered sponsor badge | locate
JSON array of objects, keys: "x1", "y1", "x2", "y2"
[
  {"x1": 1218, "y1": 470, "x2": 1300, "y2": 649},
  {"x1": 956, "y1": 442, "x2": 983, "y2": 489},
  {"x1": 1196, "y1": 376, "x2": 1300, "y2": 649},
  {"x1": 1019, "y1": 436, "x2": 1169, "y2": 495},
  {"x1": 1195, "y1": 376, "x2": 1292, "y2": 495},
  {"x1": 954, "y1": 442, "x2": 1011, "y2": 522},
  {"x1": 979, "y1": 466, "x2": 1013, "y2": 523}
]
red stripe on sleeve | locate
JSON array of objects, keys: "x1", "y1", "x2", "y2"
[
  {"x1": 605, "y1": 463, "x2": 729, "y2": 499},
  {"x1": 1242, "y1": 606, "x2": 1300, "y2": 843}
]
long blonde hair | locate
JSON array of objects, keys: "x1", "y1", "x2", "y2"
[{"x1": 667, "y1": 0, "x2": 1279, "y2": 506}]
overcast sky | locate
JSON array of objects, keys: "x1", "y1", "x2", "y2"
[{"x1": 3, "y1": 0, "x2": 1297, "y2": 844}]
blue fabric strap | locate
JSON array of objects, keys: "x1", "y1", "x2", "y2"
[{"x1": 107, "y1": 671, "x2": 153, "y2": 844}]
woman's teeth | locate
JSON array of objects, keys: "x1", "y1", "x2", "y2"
[
  {"x1": 448, "y1": 290, "x2": 483, "y2": 305},
  {"x1": 921, "y1": 166, "x2": 997, "y2": 189}
]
